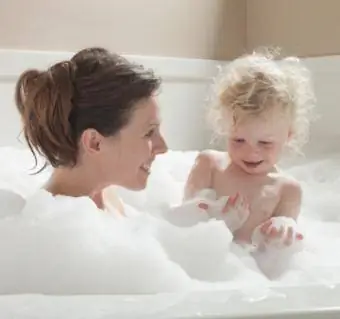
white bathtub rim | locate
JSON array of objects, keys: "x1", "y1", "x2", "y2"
[{"x1": 1, "y1": 282, "x2": 340, "y2": 318}]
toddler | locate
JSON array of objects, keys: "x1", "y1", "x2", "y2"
[{"x1": 184, "y1": 50, "x2": 316, "y2": 251}]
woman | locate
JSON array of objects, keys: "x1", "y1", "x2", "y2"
[
  {"x1": 5, "y1": 47, "x2": 240, "y2": 294},
  {"x1": 15, "y1": 47, "x2": 167, "y2": 212}
]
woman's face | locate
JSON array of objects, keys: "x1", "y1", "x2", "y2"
[{"x1": 90, "y1": 96, "x2": 168, "y2": 190}]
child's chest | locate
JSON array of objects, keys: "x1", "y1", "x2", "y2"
[{"x1": 213, "y1": 169, "x2": 282, "y2": 215}]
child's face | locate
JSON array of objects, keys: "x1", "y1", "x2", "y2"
[{"x1": 227, "y1": 109, "x2": 291, "y2": 175}]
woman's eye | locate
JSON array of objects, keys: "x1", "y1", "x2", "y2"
[{"x1": 145, "y1": 129, "x2": 155, "y2": 138}]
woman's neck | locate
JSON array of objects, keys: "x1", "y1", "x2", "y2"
[
  {"x1": 44, "y1": 167, "x2": 125, "y2": 214},
  {"x1": 102, "y1": 186, "x2": 125, "y2": 215},
  {"x1": 44, "y1": 167, "x2": 105, "y2": 209}
]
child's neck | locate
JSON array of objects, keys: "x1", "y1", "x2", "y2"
[{"x1": 229, "y1": 161, "x2": 278, "y2": 177}]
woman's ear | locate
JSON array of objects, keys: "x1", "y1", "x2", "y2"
[{"x1": 80, "y1": 128, "x2": 102, "y2": 154}]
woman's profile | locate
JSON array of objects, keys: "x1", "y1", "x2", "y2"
[{"x1": 15, "y1": 47, "x2": 168, "y2": 212}]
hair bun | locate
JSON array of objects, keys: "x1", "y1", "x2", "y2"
[{"x1": 48, "y1": 60, "x2": 75, "y2": 89}]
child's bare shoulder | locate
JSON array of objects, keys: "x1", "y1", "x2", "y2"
[
  {"x1": 184, "y1": 150, "x2": 227, "y2": 199},
  {"x1": 273, "y1": 171, "x2": 302, "y2": 198},
  {"x1": 194, "y1": 149, "x2": 227, "y2": 172}
]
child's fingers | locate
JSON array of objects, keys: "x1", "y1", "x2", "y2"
[
  {"x1": 239, "y1": 194, "x2": 248, "y2": 207},
  {"x1": 235, "y1": 193, "x2": 243, "y2": 207},
  {"x1": 231, "y1": 194, "x2": 238, "y2": 206},
  {"x1": 241, "y1": 206, "x2": 249, "y2": 219},
  {"x1": 276, "y1": 225, "x2": 285, "y2": 238},
  {"x1": 227, "y1": 193, "x2": 239, "y2": 206},
  {"x1": 284, "y1": 226, "x2": 294, "y2": 246},
  {"x1": 260, "y1": 220, "x2": 272, "y2": 234},
  {"x1": 223, "y1": 196, "x2": 235, "y2": 213},
  {"x1": 268, "y1": 226, "x2": 278, "y2": 237},
  {"x1": 296, "y1": 232, "x2": 304, "y2": 240},
  {"x1": 238, "y1": 195, "x2": 245, "y2": 209},
  {"x1": 222, "y1": 203, "x2": 229, "y2": 213}
]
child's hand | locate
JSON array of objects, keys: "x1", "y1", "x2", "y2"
[
  {"x1": 260, "y1": 219, "x2": 303, "y2": 246},
  {"x1": 252, "y1": 217, "x2": 304, "y2": 251},
  {"x1": 196, "y1": 192, "x2": 250, "y2": 232},
  {"x1": 221, "y1": 193, "x2": 250, "y2": 232}
]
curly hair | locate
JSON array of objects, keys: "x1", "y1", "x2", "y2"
[{"x1": 208, "y1": 49, "x2": 316, "y2": 152}]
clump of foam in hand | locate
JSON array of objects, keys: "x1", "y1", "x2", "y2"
[
  {"x1": 252, "y1": 216, "x2": 304, "y2": 253},
  {"x1": 199, "y1": 189, "x2": 249, "y2": 232},
  {"x1": 164, "y1": 189, "x2": 248, "y2": 232},
  {"x1": 250, "y1": 217, "x2": 305, "y2": 279},
  {"x1": 162, "y1": 197, "x2": 212, "y2": 227}
]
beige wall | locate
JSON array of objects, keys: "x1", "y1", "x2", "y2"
[
  {"x1": 247, "y1": 0, "x2": 340, "y2": 57},
  {"x1": 0, "y1": 0, "x2": 246, "y2": 60},
  {"x1": 1, "y1": 0, "x2": 339, "y2": 60}
]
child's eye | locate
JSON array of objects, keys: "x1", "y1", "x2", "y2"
[
  {"x1": 233, "y1": 138, "x2": 245, "y2": 143},
  {"x1": 259, "y1": 141, "x2": 272, "y2": 145}
]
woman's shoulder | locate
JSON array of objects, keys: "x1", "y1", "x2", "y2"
[
  {"x1": 20, "y1": 188, "x2": 103, "y2": 220},
  {"x1": 21, "y1": 187, "x2": 136, "y2": 221}
]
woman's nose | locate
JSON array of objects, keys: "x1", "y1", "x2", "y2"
[{"x1": 154, "y1": 134, "x2": 168, "y2": 155}]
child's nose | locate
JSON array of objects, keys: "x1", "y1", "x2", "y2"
[{"x1": 245, "y1": 144, "x2": 261, "y2": 159}]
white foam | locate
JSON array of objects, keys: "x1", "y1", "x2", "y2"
[{"x1": 0, "y1": 148, "x2": 340, "y2": 295}]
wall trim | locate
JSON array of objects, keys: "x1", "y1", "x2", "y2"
[
  {"x1": 302, "y1": 55, "x2": 340, "y2": 75},
  {"x1": 0, "y1": 49, "x2": 226, "y2": 83},
  {"x1": 0, "y1": 49, "x2": 339, "y2": 85}
]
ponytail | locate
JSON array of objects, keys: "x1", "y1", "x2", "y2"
[{"x1": 15, "y1": 61, "x2": 78, "y2": 168}]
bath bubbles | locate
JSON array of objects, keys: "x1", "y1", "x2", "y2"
[{"x1": 0, "y1": 148, "x2": 340, "y2": 294}]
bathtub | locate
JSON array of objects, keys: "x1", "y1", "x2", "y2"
[
  {"x1": 0, "y1": 147, "x2": 340, "y2": 319},
  {"x1": 0, "y1": 285, "x2": 340, "y2": 319},
  {"x1": 1, "y1": 49, "x2": 340, "y2": 318}
]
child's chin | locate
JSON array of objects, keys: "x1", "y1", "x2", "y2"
[{"x1": 241, "y1": 163, "x2": 269, "y2": 175}]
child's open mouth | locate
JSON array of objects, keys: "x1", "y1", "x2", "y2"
[{"x1": 243, "y1": 160, "x2": 264, "y2": 168}]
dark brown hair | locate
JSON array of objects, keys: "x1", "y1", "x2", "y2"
[{"x1": 15, "y1": 47, "x2": 161, "y2": 170}]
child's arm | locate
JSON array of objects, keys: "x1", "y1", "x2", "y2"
[
  {"x1": 274, "y1": 179, "x2": 302, "y2": 220},
  {"x1": 254, "y1": 179, "x2": 303, "y2": 248},
  {"x1": 161, "y1": 151, "x2": 217, "y2": 227},
  {"x1": 184, "y1": 151, "x2": 217, "y2": 201},
  {"x1": 183, "y1": 151, "x2": 249, "y2": 232}
]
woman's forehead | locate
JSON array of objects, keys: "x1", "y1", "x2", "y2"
[{"x1": 125, "y1": 97, "x2": 160, "y2": 131}]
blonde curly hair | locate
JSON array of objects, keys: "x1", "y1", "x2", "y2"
[{"x1": 208, "y1": 49, "x2": 316, "y2": 152}]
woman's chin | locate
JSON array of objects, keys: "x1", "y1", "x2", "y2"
[
  {"x1": 129, "y1": 183, "x2": 147, "y2": 191},
  {"x1": 129, "y1": 175, "x2": 149, "y2": 191},
  {"x1": 115, "y1": 169, "x2": 150, "y2": 191}
]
